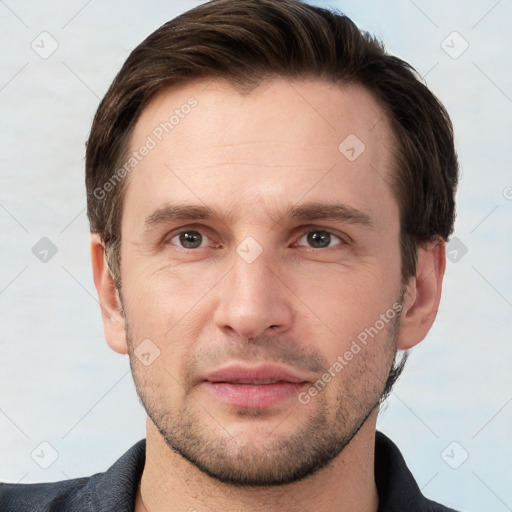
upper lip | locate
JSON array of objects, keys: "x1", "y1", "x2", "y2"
[{"x1": 202, "y1": 364, "x2": 310, "y2": 384}]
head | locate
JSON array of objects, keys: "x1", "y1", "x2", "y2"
[{"x1": 88, "y1": 0, "x2": 458, "y2": 486}]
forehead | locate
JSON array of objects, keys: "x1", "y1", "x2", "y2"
[
  {"x1": 132, "y1": 77, "x2": 393, "y2": 159},
  {"x1": 122, "y1": 77, "x2": 397, "y2": 229}
]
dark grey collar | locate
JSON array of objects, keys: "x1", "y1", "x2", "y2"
[{"x1": 84, "y1": 432, "x2": 459, "y2": 511}]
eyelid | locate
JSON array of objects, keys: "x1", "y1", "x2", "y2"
[
  {"x1": 294, "y1": 231, "x2": 344, "y2": 250},
  {"x1": 164, "y1": 225, "x2": 219, "y2": 248},
  {"x1": 293, "y1": 225, "x2": 351, "y2": 245}
]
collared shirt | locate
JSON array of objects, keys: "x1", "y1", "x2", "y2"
[{"x1": 0, "y1": 432, "x2": 459, "y2": 511}]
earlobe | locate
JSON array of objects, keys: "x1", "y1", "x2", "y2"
[
  {"x1": 90, "y1": 234, "x2": 128, "y2": 355},
  {"x1": 396, "y1": 238, "x2": 446, "y2": 350}
]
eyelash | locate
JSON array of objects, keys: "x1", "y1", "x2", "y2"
[
  {"x1": 295, "y1": 230, "x2": 345, "y2": 249},
  {"x1": 166, "y1": 227, "x2": 347, "y2": 250}
]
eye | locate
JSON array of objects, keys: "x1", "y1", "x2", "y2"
[
  {"x1": 169, "y1": 230, "x2": 210, "y2": 249},
  {"x1": 296, "y1": 230, "x2": 344, "y2": 249}
]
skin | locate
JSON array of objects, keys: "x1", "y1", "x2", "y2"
[{"x1": 91, "y1": 78, "x2": 445, "y2": 512}]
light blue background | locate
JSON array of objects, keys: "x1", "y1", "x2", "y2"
[{"x1": 1, "y1": 1, "x2": 511, "y2": 511}]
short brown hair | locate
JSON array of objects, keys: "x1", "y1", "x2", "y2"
[{"x1": 85, "y1": 0, "x2": 458, "y2": 288}]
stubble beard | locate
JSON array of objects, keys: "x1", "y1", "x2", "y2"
[{"x1": 127, "y1": 307, "x2": 402, "y2": 487}]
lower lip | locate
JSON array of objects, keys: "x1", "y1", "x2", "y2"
[{"x1": 203, "y1": 381, "x2": 308, "y2": 408}]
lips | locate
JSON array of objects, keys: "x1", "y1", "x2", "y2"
[
  {"x1": 200, "y1": 365, "x2": 310, "y2": 409},
  {"x1": 204, "y1": 365, "x2": 307, "y2": 385}
]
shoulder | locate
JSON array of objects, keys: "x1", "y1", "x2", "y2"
[
  {"x1": 375, "y1": 431, "x2": 460, "y2": 512},
  {"x1": 423, "y1": 497, "x2": 460, "y2": 512},
  {"x1": 0, "y1": 439, "x2": 146, "y2": 512},
  {"x1": 0, "y1": 477, "x2": 92, "y2": 512}
]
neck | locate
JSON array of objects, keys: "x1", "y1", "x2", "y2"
[{"x1": 135, "y1": 411, "x2": 379, "y2": 512}]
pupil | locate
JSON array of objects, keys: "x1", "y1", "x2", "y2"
[
  {"x1": 307, "y1": 231, "x2": 330, "y2": 248},
  {"x1": 179, "y1": 231, "x2": 202, "y2": 248}
]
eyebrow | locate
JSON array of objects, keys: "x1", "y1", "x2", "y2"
[
  {"x1": 285, "y1": 203, "x2": 374, "y2": 228},
  {"x1": 144, "y1": 204, "x2": 226, "y2": 230},
  {"x1": 143, "y1": 202, "x2": 374, "y2": 231}
]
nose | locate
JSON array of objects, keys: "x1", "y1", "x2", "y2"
[{"x1": 213, "y1": 249, "x2": 293, "y2": 340}]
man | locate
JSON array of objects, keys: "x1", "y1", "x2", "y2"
[{"x1": 0, "y1": 0, "x2": 460, "y2": 510}]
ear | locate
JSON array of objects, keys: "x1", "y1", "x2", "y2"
[
  {"x1": 397, "y1": 237, "x2": 446, "y2": 350},
  {"x1": 90, "y1": 233, "x2": 128, "y2": 355}
]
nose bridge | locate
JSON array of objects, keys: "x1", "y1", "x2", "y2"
[
  {"x1": 213, "y1": 239, "x2": 293, "y2": 339},
  {"x1": 232, "y1": 245, "x2": 274, "y2": 302}
]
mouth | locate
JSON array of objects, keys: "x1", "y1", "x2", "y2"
[
  {"x1": 214, "y1": 379, "x2": 295, "y2": 385},
  {"x1": 200, "y1": 364, "x2": 310, "y2": 409}
]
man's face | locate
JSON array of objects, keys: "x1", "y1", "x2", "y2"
[{"x1": 118, "y1": 78, "x2": 404, "y2": 485}]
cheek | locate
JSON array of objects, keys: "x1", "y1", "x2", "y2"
[
  {"x1": 121, "y1": 257, "x2": 217, "y2": 334},
  {"x1": 292, "y1": 262, "x2": 401, "y2": 349},
  {"x1": 131, "y1": 359, "x2": 186, "y2": 415}
]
